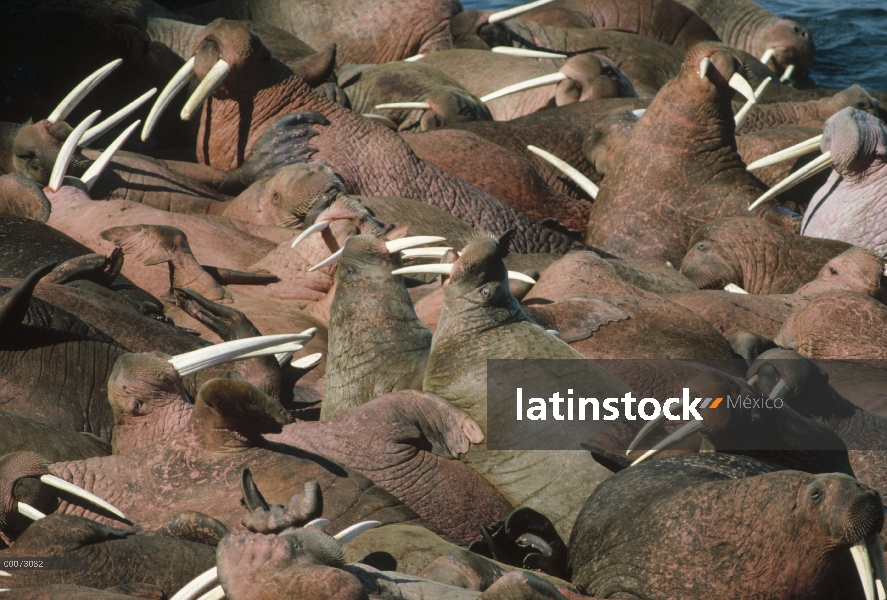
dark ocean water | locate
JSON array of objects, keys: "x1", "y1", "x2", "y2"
[{"x1": 461, "y1": 0, "x2": 887, "y2": 91}]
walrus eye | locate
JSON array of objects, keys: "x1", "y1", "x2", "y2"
[
  {"x1": 810, "y1": 489, "x2": 822, "y2": 502},
  {"x1": 481, "y1": 286, "x2": 491, "y2": 298},
  {"x1": 132, "y1": 400, "x2": 142, "y2": 412},
  {"x1": 345, "y1": 266, "x2": 354, "y2": 276},
  {"x1": 829, "y1": 267, "x2": 838, "y2": 275},
  {"x1": 697, "y1": 243, "x2": 707, "y2": 251}
]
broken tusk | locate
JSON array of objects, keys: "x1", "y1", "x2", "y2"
[
  {"x1": 746, "y1": 134, "x2": 823, "y2": 171},
  {"x1": 631, "y1": 420, "x2": 702, "y2": 466},
  {"x1": 170, "y1": 566, "x2": 218, "y2": 600},
  {"x1": 527, "y1": 144, "x2": 599, "y2": 199},
  {"x1": 724, "y1": 283, "x2": 748, "y2": 294},
  {"x1": 80, "y1": 89, "x2": 156, "y2": 147},
  {"x1": 334, "y1": 520, "x2": 382, "y2": 543},
  {"x1": 194, "y1": 586, "x2": 225, "y2": 600},
  {"x1": 403, "y1": 54, "x2": 424, "y2": 62},
  {"x1": 291, "y1": 352, "x2": 323, "y2": 370},
  {"x1": 488, "y1": 0, "x2": 556, "y2": 23},
  {"x1": 80, "y1": 120, "x2": 141, "y2": 192},
  {"x1": 385, "y1": 236, "x2": 447, "y2": 253},
  {"x1": 308, "y1": 248, "x2": 343, "y2": 272},
  {"x1": 292, "y1": 221, "x2": 330, "y2": 248},
  {"x1": 509, "y1": 271, "x2": 537, "y2": 284},
  {"x1": 728, "y1": 72, "x2": 756, "y2": 103},
  {"x1": 306, "y1": 518, "x2": 331, "y2": 528},
  {"x1": 168, "y1": 332, "x2": 314, "y2": 376},
  {"x1": 400, "y1": 247, "x2": 453, "y2": 259},
  {"x1": 759, "y1": 48, "x2": 775, "y2": 65},
  {"x1": 181, "y1": 59, "x2": 230, "y2": 121},
  {"x1": 48, "y1": 110, "x2": 101, "y2": 193},
  {"x1": 734, "y1": 78, "x2": 771, "y2": 128},
  {"x1": 47, "y1": 59, "x2": 122, "y2": 123},
  {"x1": 362, "y1": 114, "x2": 399, "y2": 129},
  {"x1": 779, "y1": 64, "x2": 795, "y2": 83},
  {"x1": 747, "y1": 151, "x2": 832, "y2": 211},
  {"x1": 491, "y1": 47, "x2": 567, "y2": 59},
  {"x1": 374, "y1": 102, "x2": 431, "y2": 111},
  {"x1": 698, "y1": 57, "x2": 710, "y2": 80},
  {"x1": 142, "y1": 57, "x2": 195, "y2": 141},
  {"x1": 851, "y1": 539, "x2": 876, "y2": 600},
  {"x1": 39, "y1": 474, "x2": 127, "y2": 520},
  {"x1": 16, "y1": 502, "x2": 46, "y2": 520},
  {"x1": 480, "y1": 72, "x2": 568, "y2": 103}
]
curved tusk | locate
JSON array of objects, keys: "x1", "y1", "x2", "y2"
[
  {"x1": 170, "y1": 567, "x2": 218, "y2": 600},
  {"x1": 47, "y1": 110, "x2": 101, "y2": 193},
  {"x1": 491, "y1": 47, "x2": 567, "y2": 59},
  {"x1": 306, "y1": 517, "x2": 331, "y2": 528},
  {"x1": 866, "y1": 536, "x2": 887, "y2": 600},
  {"x1": 142, "y1": 57, "x2": 195, "y2": 142},
  {"x1": 509, "y1": 271, "x2": 537, "y2": 284},
  {"x1": 698, "y1": 57, "x2": 710, "y2": 80},
  {"x1": 308, "y1": 248, "x2": 343, "y2": 272},
  {"x1": 724, "y1": 283, "x2": 748, "y2": 294},
  {"x1": 181, "y1": 59, "x2": 230, "y2": 121},
  {"x1": 631, "y1": 420, "x2": 702, "y2": 467},
  {"x1": 291, "y1": 352, "x2": 323, "y2": 370},
  {"x1": 292, "y1": 220, "x2": 330, "y2": 248},
  {"x1": 391, "y1": 264, "x2": 454, "y2": 277},
  {"x1": 779, "y1": 64, "x2": 795, "y2": 83},
  {"x1": 747, "y1": 151, "x2": 832, "y2": 211},
  {"x1": 488, "y1": 0, "x2": 556, "y2": 24},
  {"x1": 334, "y1": 520, "x2": 382, "y2": 543},
  {"x1": 728, "y1": 72, "x2": 756, "y2": 102},
  {"x1": 626, "y1": 414, "x2": 667, "y2": 455},
  {"x1": 80, "y1": 120, "x2": 141, "y2": 192},
  {"x1": 362, "y1": 114, "x2": 399, "y2": 130},
  {"x1": 194, "y1": 586, "x2": 225, "y2": 600},
  {"x1": 480, "y1": 72, "x2": 568, "y2": 103},
  {"x1": 385, "y1": 236, "x2": 447, "y2": 253},
  {"x1": 734, "y1": 78, "x2": 771, "y2": 128},
  {"x1": 400, "y1": 247, "x2": 453, "y2": 259},
  {"x1": 17, "y1": 502, "x2": 46, "y2": 521},
  {"x1": 527, "y1": 145, "x2": 599, "y2": 199},
  {"x1": 374, "y1": 102, "x2": 431, "y2": 111},
  {"x1": 759, "y1": 48, "x2": 775, "y2": 65},
  {"x1": 235, "y1": 342, "x2": 304, "y2": 361},
  {"x1": 80, "y1": 89, "x2": 156, "y2": 147},
  {"x1": 767, "y1": 378, "x2": 788, "y2": 401},
  {"x1": 47, "y1": 59, "x2": 122, "y2": 123},
  {"x1": 746, "y1": 134, "x2": 822, "y2": 171},
  {"x1": 168, "y1": 332, "x2": 314, "y2": 376},
  {"x1": 39, "y1": 474, "x2": 126, "y2": 521},
  {"x1": 851, "y1": 539, "x2": 876, "y2": 600},
  {"x1": 404, "y1": 54, "x2": 425, "y2": 62}
]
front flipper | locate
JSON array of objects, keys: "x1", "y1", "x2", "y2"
[
  {"x1": 168, "y1": 286, "x2": 261, "y2": 341},
  {"x1": 524, "y1": 297, "x2": 629, "y2": 343}
]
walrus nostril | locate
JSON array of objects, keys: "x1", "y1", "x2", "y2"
[{"x1": 844, "y1": 494, "x2": 884, "y2": 543}]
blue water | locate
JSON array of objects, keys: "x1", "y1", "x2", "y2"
[{"x1": 461, "y1": 0, "x2": 887, "y2": 91}]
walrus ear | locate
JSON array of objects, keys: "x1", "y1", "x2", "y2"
[
  {"x1": 496, "y1": 229, "x2": 516, "y2": 258},
  {"x1": 292, "y1": 44, "x2": 337, "y2": 86},
  {"x1": 0, "y1": 262, "x2": 56, "y2": 335}
]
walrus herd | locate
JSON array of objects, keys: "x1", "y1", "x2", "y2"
[{"x1": 1, "y1": 0, "x2": 886, "y2": 598}]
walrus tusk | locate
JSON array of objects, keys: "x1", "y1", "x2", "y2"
[
  {"x1": 47, "y1": 110, "x2": 101, "y2": 192},
  {"x1": 867, "y1": 536, "x2": 887, "y2": 600},
  {"x1": 334, "y1": 520, "x2": 382, "y2": 543},
  {"x1": 236, "y1": 342, "x2": 303, "y2": 361},
  {"x1": 727, "y1": 72, "x2": 756, "y2": 103},
  {"x1": 291, "y1": 353, "x2": 323, "y2": 369},
  {"x1": 168, "y1": 333, "x2": 313, "y2": 376},
  {"x1": 385, "y1": 236, "x2": 447, "y2": 253},
  {"x1": 400, "y1": 247, "x2": 453, "y2": 259},
  {"x1": 851, "y1": 539, "x2": 877, "y2": 600},
  {"x1": 362, "y1": 114, "x2": 399, "y2": 129},
  {"x1": 308, "y1": 248, "x2": 344, "y2": 272},
  {"x1": 16, "y1": 502, "x2": 46, "y2": 520},
  {"x1": 80, "y1": 89, "x2": 156, "y2": 147},
  {"x1": 492, "y1": 47, "x2": 567, "y2": 59},
  {"x1": 631, "y1": 420, "x2": 702, "y2": 466},
  {"x1": 291, "y1": 220, "x2": 329, "y2": 248},
  {"x1": 747, "y1": 151, "x2": 832, "y2": 211},
  {"x1": 527, "y1": 145, "x2": 599, "y2": 199},
  {"x1": 780, "y1": 64, "x2": 795, "y2": 82},
  {"x1": 181, "y1": 59, "x2": 230, "y2": 121},
  {"x1": 307, "y1": 518, "x2": 331, "y2": 528},
  {"x1": 509, "y1": 271, "x2": 537, "y2": 284},
  {"x1": 0, "y1": 572, "x2": 8, "y2": 577},
  {"x1": 142, "y1": 57, "x2": 195, "y2": 141},
  {"x1": 734, "y1": 78, "x2": 771, "y2": 128},
  {"x1": 39, "y1": 474, "x2": 127, "y2": 520},
  {"x1": 80, "y1": 120, "x2": 141, "y2": 192},
  {"x1": 47, "y1": 59, "x2": 122, "y2": 123},
  {"x1": 488, "y1": 0, "x2": 556, "y2": 23},
  {"x1": 374, "y1": 102, "x2": 431, "y2": 111},
  {"x1": 698, "y1": 57, "x2": 710, "y2": 80},
  {"x1": 632, "y1": 109, "x2": 647, "y2": 117},
  {"x1": 194, "y1": 587, "x2": 225, "y2": 600},
  {"x1": 759, "y1": 48, "x2": 775, "y2": 65},
  {"x1": 724, "y1": 283, "x2": 748, "y2": 294},
  {"x1": 391, "y1": 263, "x2": 536, "y2": 283},
  {"x1": 480, "y1": 72, "x2": 568, "y2": 103},
  {"x1": 746, "y1": 134, "x2": 823, "y2": 171},
  {"x1": 625, "y1": 414, "x2": 667, "y2": 456},
  {"x1": 767, "y1": 378, "x2": 788, "y2": 401},
  {"x1": 404, "y1": 54, "x2": 424, "y2": 62},
  {"x1": 170, "y1": 567, "x2": 218, "y2": 600}
]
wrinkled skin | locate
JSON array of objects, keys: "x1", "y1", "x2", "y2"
[
  {"x1": 737, "y1": 86, "x2": 880, "y2": 135},
  {"x1": 569, "y1": 453, "x2": 883, "y2": 599},
  {"x1": 359, "y1": 196, "x2": 478, "y2": 250},
  {"x1": 419, "y1": 50, "x2": 637, "y2": 120},
  {"x1": 0, "y1": 412, "x2": 110, "y2": 462},
  {"x1": 586, "y1": 43, "x2": 772, "y2": 263},
  {"x1": 802, "y1": 108, "x2": 887, "y2": 255},
  {"x1": 680, "y1": 217, "x2": 851, "y2": 294},
  {"x1": 0, "y1": 515, "x2": 215, "y2": 595}
]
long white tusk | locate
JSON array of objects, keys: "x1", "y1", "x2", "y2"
[
  {"x1": 47, "y1": 59, "x2": 122, "y2": 123},
  {"x1": 170, "y1": 567, "x2": 218, "y2": 600},
  {"x1": 306, "y1": 518, "x2": 331, "y2": 528},
  {"x1": 480, "y1": 72, "x2": 568, "y2": 103},
  {"x1": 291, "y1": 352, "x2": 323, "y2": 369},
  {"x1": 374, "y1": 102, "x2": 431, "y2": 111},
  {"x1": 80, "y1": 89, "x2": 156, "y2": 147},
  {"x1": 747, "y1": 151, "x2": 832, "y2": 211},
  {"x1": 181, "y1": 59, "x2": 230, "y2": 121},
  {"x1": 728, "y1": 72, "x2": 756, "y2": 102},
  {"x1": 235, "y1": 342, "x2": 304, "y2": 361},
  {"x1": 334, "y1": 520, "x2": 382, "y2": 543},
  {"x1": 724, "y1": 283, "x2": 748, "y2": 294},
  {"x1": 404, "y1": 54, "x2": 424, "y2": 62},
  {"x1": 292, "y1": 221, "x2": 330, "y2": 248},
  {"x1": 631, "y1": 420, "x2": 702, "y2": 466},
  {"x1": 488, "y1": 0, "x2": 556, "y2": 24},
  {"x1": 866, "y1": 536, "x2": 887, "y2": 600},
  {"x1": 698, "y1": 57, "x2": 710, "y2": 80},
  {"x1": 385, "y1": 236, "x2": 447, "y2": 253},
  {"x1": 391, "y1": 264, "x2": 454, "y2": 277},
  {"x1": 39, "y1": 474, "x2": 126, "y2": 520},
  {"x1": 626, "y1": 414, "x2": 667, "y2": 455},
  {"x1": 308, "y1": 248, "x2": 343, "y2": 272},
  {"x1": 759, "y1": 48, "x2": 775, "y2": 65},
  {"x1": 746, "y1": 134, "x2": 823, "y2": 171},
  {"x1": 767, "y1": 378, "x2": 788, "y2": 401},
  {"x1": 47, "y1": 110, "x2": 101, "y2": 193},
  {"x1": 195, "y1": 586, "x2": 225, "y2": 600},
  {"x1": 17, "y1": 502, "x2": 46, "y2": 520},
  {"x1": 734, "y1": 78, "x2": 771, "y2": 128},
  {"x1": 168, "y1": 333, "x2": 313, "y2": 376},
  {"x1": 779, "y1": 64, "x2": 795, "y2": 83},
  {"x1": 852, "y1": 539, "x2": 876, "y2": 600},
  {"x1": 80, "y1": 120, "x2": 140, "y2": 192},
  {"x1": 400, "y1": 247, "x2": 452, "y2": 259},
  {"x1": 362, "y1": 114, "x2": 399, "y2": 130},
  {"x1": 527, "y1": 144, "x2": 599, "y2": 199},
  {"x1": 142, "y1": 57, "x2": 195, "y2": 142},
  {"x1": 492, "y1": 47, "x2": 567, "y2": 59}
]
